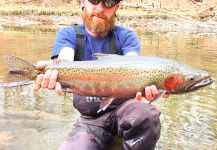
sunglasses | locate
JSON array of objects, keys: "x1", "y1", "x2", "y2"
[{"x1": 88, "y1": 0, "x2": 120, "y2": 8}]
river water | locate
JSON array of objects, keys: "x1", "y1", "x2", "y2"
[{"x1": 0, "y1": 30, "x2": 216, "y2": 150}]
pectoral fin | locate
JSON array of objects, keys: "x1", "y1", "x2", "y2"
[
  {"x1": 148, "y1": 90, "x2": 167, "y2": 105},
  {"x1": 97, "y1": 98, "x2": 115, "y2": 113}
]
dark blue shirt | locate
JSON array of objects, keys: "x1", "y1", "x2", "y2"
[{"x1": 51, "y1": 24, "x2": 140, "y2": 60}]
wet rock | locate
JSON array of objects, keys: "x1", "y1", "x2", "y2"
[{"x1": 199, "y1": 6, "x2": 216, "y2": 21}]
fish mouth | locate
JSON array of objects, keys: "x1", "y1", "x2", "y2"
[{"x1": 185, "y1": 77, "x2": 213, "y2": 91}]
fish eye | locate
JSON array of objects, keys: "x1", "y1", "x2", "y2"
[{"x1": 186, "y1": 75, "x2": 195, "y2": 81}]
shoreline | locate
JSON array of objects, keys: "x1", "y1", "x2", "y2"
[{"x1": 0, "y1": 4, "x2": 217, "y2": 34}]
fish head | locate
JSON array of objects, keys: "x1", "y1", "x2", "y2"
[{"x1": 163, "y1": 65, "x2": 213, "y2": 93}]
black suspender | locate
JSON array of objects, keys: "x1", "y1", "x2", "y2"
[
  {"x1": 73, "y1": 24, "x2": 119, "y2": 61},
  {"x1": 108, "y1": 28, "x2": 120, "y2": 54},
  {"x1": 73, "y1": 24, "x2": 85, "y2": 61}
]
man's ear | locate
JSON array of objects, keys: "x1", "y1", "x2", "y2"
[{"x1": 115, "y1": 4, "x2": 120, "y2": 10}]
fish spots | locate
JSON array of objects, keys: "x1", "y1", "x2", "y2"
[
  {"x1": 58, "y1": 73, "x2": 138, "y2": 81},
  {"x1": 91, "y1": 88, "x2": 97, "y2": 95}
]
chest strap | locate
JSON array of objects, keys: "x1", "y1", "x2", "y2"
[{"x1": 73, "y1": 24, "x2": 119, "y2": 61}]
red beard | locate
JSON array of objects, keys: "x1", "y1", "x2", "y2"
[{"x1": 82, "y1": 9, "x2": 115, "y2": 34}]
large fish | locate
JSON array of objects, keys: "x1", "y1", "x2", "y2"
[{"x1": 2, "y1": 54, "x2": 213, "y2": 111}]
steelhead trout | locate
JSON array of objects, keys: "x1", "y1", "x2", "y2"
[{"x1": 2, "y1": 54, "x2": 213, "y2": 111}]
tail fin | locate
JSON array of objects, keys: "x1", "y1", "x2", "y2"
[
  {"x1": 1, "y1": 55, "x2": 39, "y2": 87},
  {"x1": 1, "y1": 73, "x2": 33, "y2": 87}
]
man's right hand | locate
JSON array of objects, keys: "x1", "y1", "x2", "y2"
[{"x1": 33, "y1": 60, "x2": 63, "y2": 95}]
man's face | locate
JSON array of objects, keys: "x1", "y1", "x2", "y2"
[{"x1": 81, "y1": 0, "x2": 119, "y2": 34}]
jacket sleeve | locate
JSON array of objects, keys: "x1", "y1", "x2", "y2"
[
  {"x1": 51, "y1": 27, "x2": 76, "y2": 59},
  {"x1": 115, "y1": 27, "x2": 140, "y2": 55}
]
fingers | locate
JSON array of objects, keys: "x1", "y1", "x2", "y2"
[
  {"x1": 34, "y1": 60, "x2": 62, "y2": 95},
  {"x1": 55, "y1": 82, "x2": 62, "y2": 96},
  {"x1": 145, "y1": 85, "x2": 159, "y2": 101},
  {"x1": 36, "y1": 60, "x2": 52, "y2": 70},
  {"x1": 34, "y1": 74, "x2": 44, "y2": 90},
  {"x1": 135, "y1": 92, "x2": 142, "y2": 101},
  {"x1": 41, "y1": 69, "x2": 52, "y2": 88},
  {"x1": 48, "y1": 70, "x2": 58, "y2": 89},
  {"x1": 34, "y1": 69, "x2": 61, "y2": 95}
]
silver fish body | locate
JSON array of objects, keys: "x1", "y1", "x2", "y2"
[
  {"x1": 2, "y1": 54, "x2": 213, "y2": 100},
  {"x1": 45, "y1": 55, "x2": 213, "y2": 98}
]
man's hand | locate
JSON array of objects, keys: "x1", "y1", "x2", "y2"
[
  {"x1": 33, "y1": 60, "x2": 63, "y2": 95},
  {"x1": 136, "y1": 85, "x2": 160, "y2": 102},
  {"x1": 145, "y1": 85, "x2": 159, "y2": 101},
  {"x1": 124, "y1": 53, "x2": 160, "y2": 101}
]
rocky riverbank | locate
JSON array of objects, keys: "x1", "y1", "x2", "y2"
[{"x1": 0, "y1": 1, "x2": 217, "y2": 34}]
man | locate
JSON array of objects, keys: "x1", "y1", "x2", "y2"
[{"x1": 34, "y1": 0, "x2": 161, "y2": 149}]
